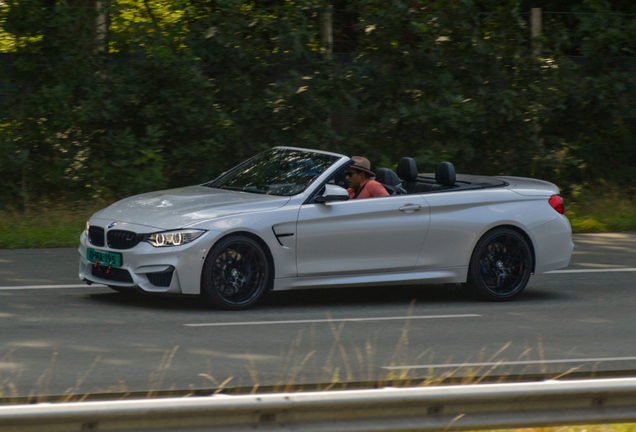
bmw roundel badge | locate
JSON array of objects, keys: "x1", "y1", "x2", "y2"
[{"x1": 107, "y1": 222, "x2": 117, "y2": 229}]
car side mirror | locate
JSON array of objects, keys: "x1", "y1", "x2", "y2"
[{"x1": 315, "y1": 184, "x2": 349, "y2": 203}]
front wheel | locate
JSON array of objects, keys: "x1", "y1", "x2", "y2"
[
  {"x1": 466, "y1": 228, "x2": 533, "y2": 301},
  {"x1": 201, "y1": 235, "x2": 272, "y2": 310}
]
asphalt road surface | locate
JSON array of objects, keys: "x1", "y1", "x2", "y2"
[{"x1": 0, "y1": 233, "x2": 634, "y2": 399}]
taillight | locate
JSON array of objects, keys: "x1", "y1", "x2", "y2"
[{"x1": 549, "y1": 195, "x2": 564, "y2": 214}]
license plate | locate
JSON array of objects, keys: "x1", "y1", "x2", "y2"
[{"x1": 87, "y1": 248, "x2": 122, "y2": 267}]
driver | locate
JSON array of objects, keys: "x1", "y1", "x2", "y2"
[{"x1": 346, "y1": 156, "x2": 389, "y2": 199}]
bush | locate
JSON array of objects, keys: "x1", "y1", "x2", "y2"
[{"x1": 0, "y1": 0, "x2": 634, "y2": 210}]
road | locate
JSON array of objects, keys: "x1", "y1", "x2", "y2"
[{"x1": 0, "y1": 233, "x2": 634, "y2": 399}]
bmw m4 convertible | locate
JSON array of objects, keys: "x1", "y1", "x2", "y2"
[{"x1": 79, "y1": 147, "x2": 573, "y2": 309}]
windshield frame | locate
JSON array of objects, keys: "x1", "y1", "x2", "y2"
[{"x1": 207, "y1": 147, "x2": 345, "y2": 197}]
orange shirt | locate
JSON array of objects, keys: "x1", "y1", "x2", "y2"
[{"x1": 348, "y1": 179, "x2": 390, "y2": 199}]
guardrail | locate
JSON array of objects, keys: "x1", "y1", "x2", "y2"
[{"x1": 2, "y1": 378, "x2": 636, "y2": 432}]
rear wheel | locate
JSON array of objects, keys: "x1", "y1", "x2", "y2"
[
  {"x1": 201, "y1": 235, "x2": 272, "y2": 310},
  {"x1": 466, "y1": 228, "x2": 533, "y2": 301}
]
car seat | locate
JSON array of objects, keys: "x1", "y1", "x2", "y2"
[
  {"x1": 376, "y1": 168, "x2": 406, "y2": 195},
  {"x1": 431, "y1": 162, "x2": 456, "y2": 190},
  {"x1": 396, "y1": 157, "x2": 418, "y2": 193}
]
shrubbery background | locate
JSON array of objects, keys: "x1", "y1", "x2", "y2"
[{"x1": 0, "y1": 0, "x2": 635, "y2": 209}]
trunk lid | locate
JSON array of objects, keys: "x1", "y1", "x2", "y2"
[{"x1": 497, "y1": 176, "x2": 560, "y2": 196}]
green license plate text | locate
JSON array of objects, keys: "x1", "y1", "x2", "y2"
[{"x1": 87, "y1": 248, "x2": 122, "y2": 267}]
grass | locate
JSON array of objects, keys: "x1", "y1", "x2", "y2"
[
  {"x1": 470, "y1": 428, "x2": 636, "y2": 432},
  {"x1": 0, "y1": 302, "x2": 628, "y2": 402},
  {"x1": 566, "y1": 191, "x2": 636, "y2": 233},
  {"x1": 474, "y1": 427, "x2": 636, "y2": 432},
  {"x1": 0, "y1": 201, "x2": 104, "y2": 249},
  {"x1": 0, "y1": 191, "x2": 635, "y2": 249}
]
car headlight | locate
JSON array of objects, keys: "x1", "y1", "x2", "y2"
[
  {"x1": 146, "y1": 229, "x2": 206, "y2": 247},
  {"x1": 85, "y1": 221, "x2": 90, "y2": 236}
]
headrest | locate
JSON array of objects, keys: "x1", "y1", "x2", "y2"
[
  {"x1": 376, "y1": 168, "x2": 401, "y2": 187},
  {"x1": 435, "y1": 162, "x2": 456, "y2": 186},
  {"x1": 397, "y1": 157, "x2": 418, "y2": 182}
]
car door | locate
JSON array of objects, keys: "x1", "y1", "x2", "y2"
[{"x1": 296, "y1": 195, "x2": 430, "y2": 277}]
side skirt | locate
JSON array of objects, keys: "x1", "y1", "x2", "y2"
[{"x1": 272, "y1": 267, "x2": 468, "y2": 291}]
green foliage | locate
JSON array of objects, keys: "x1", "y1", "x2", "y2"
[
  {"x1": 576, "y1": 0, "x2": 636, "y2": 62},
  {"x1": 338, "y1": 0, "x2": 549, "y2": 175},
  {"x1": 0, "y1": 0, "x2": 634, "y2": 209}
]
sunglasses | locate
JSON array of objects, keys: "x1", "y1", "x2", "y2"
[{"x1": 345, "y1": 171, "x2": 358, "y2": 177}]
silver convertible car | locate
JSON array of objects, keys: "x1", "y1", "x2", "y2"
[{"x1": 79, "y1": 147, "x2": 573, "y2": 309}]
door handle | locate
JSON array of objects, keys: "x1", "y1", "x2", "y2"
[{"x1": 399, "y1": 204, "x2": 421, "y2": 213}]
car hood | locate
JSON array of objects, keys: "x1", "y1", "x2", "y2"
[{"x1": 91, "y1": 186, "x2": 292, "y2": 229}]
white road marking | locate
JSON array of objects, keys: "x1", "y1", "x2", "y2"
[
  {"x1": 383, "y1": 356, "x2": 636, "y2": 370},
  {"x1": 185, "y1": 314, "x2": 481, "y2": 327},
  {"x1": 547, "y1": 268, "x2": 636, "y2": 274},
  {"x1": 0, "y1": 284, "x2": 107, "y2": 290}
]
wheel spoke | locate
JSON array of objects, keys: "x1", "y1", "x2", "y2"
[
  {"x1": 208, "y1": 241, "x2": 267, "y2": 305},
  {"x1": 477, "y1": 233, "x2": 530, "y2": 295}
]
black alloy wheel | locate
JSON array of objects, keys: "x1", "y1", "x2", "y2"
[
  {"x1": 466, "y1": 228, "x2": 533, "y2": 301},
  {"x1": 201, "y1": 235, "x2": 272, "y2": 310}
]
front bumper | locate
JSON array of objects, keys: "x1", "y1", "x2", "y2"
[{"x1": 78, "y1": 225, "x2": 220, "y2": 295}]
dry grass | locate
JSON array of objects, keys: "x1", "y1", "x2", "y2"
[
  {"x1": 475, "y1": 427, "x2": 636, "y2": 432},
  {"x1": 0, "y1": 303, "x2": 623, "y2": 400},
  {"x1": 0, "y1": 305, "x2": 635, "y2": 432}
]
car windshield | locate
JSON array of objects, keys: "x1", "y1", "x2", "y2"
[{"x1": 209, "y1": 148, "x2": 340, "y2": 196}]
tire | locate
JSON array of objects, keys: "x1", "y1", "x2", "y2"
[
  {"x1": 201, "y1": 235, "x2": 272, "y2": 310},
  {"x1": 466, "y1": 228, "x2": 533, "y2": 302}
]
